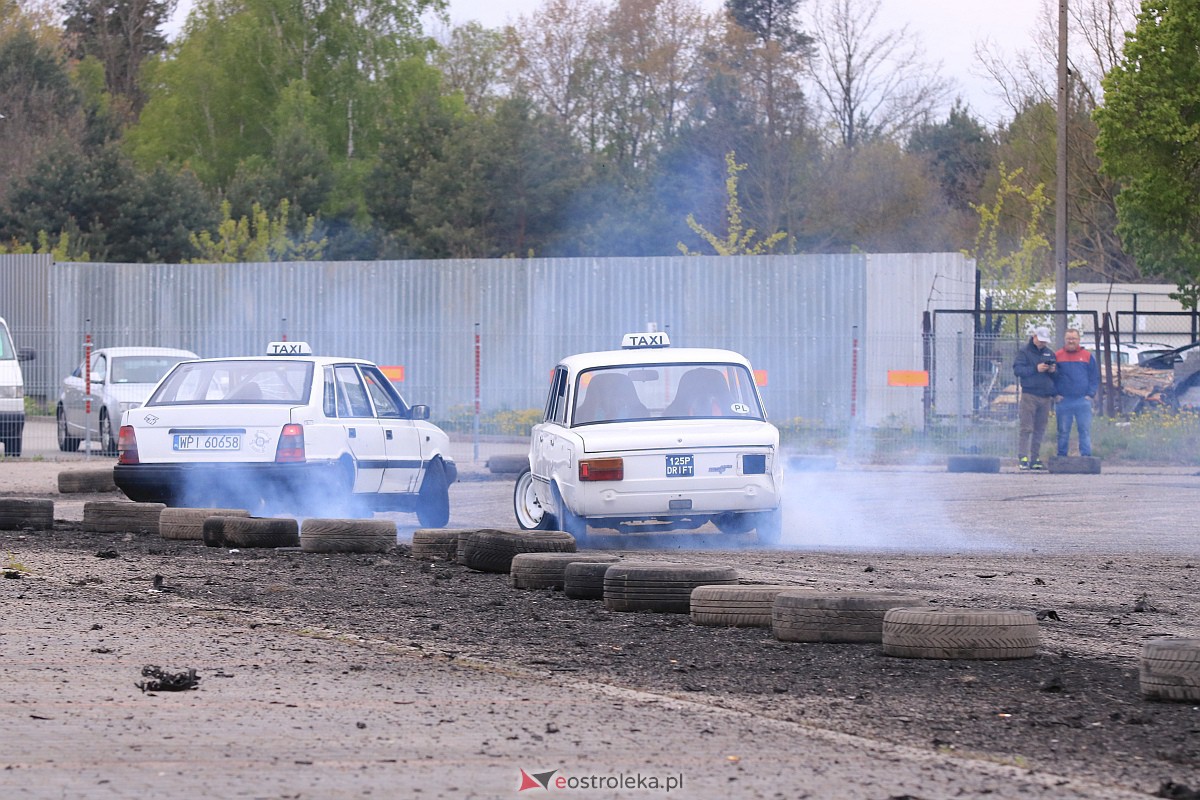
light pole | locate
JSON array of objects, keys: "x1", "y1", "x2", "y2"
[{"x1": 1055, "y1": 0, "x2": 1069, "y2": 348}]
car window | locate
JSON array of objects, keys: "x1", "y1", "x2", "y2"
[
  {"x1": 572, "y1": 363, "x2": 764, "y2": 426},
  {"x1": 110, "y1": 356, "x2": 189, "y2": 384},
  {"x1": 323, "y1": 367, "x2": 337, "y2": 417},
  {"x1": 0, "y1": 325, "x2": 12, "y2": 360},
  {"x1": 334, "y1": 365, "x2": 373, "y2": 418},
  {"x1": 544, "y1": 367, "x2": 568, "y2": 425},
  {"x1": 149, "y1": 360, "x2": 313, "y2": 405},
  {"x1": 93, "y1": 355, "x2": 107, "y2": 382},
  {"x1": 361, "y1": 366, "x2": 407, "y2": 419}
]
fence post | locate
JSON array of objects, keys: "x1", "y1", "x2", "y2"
[{"x1": 473, "y1": 322, "x2": 481, "y2": 464}]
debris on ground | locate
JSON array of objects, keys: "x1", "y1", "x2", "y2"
[{"x1": 136, "y1": 665, "x2": 200, "y2": 693}]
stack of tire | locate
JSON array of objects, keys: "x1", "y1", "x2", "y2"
[
  {"x1": 0, "y1": 499, "x2": 55, "y2": 531},
  {"x1": 509, "y1": 552, "x2": 620, "y2": 590},
  {"x1": 459, "y1": 528, "x2": 576, "y2": 573},
  {"x1": 603, "y1": 562, "x2": 738, "y2": 613},
  {"x1": 82, "y1": 501, "x2": 165, "y2": 535}
]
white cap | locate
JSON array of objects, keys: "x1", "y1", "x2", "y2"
[{"x1": 1034, "y1": 326, "x2": 1051, "y2": 342}]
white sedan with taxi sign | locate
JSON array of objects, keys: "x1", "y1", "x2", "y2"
[
  {"x1": 513, "y1": 333, "x2": 784, "y2": 544},
  {"x1": 113, "y1": 343, "x2": 456, "y2": 524}
]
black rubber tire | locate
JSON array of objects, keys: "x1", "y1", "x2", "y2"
[
  {"x1": 509, "y1": 552, "x2": 620, "y2": 590},
  {"x1": 82, "y1": 501, "x2": 165, "y2": 535},
  {"x1": 882, "y1": 607, "x2": 1040, "y2": 660},
  {"x1": 1047, "y1": 456, "x2": 1102, "y2": 475},
  {"x1": 57, "y1": 468, "x2": 118, "y2": 494},
  {"x1": 221, "y1": 516, "x2": 300, "y2": 549},
  {"x1": 712, "y1": 512, "x2": 755, "y2": 535},
  {"x1": 487, "y1": 454, "x2": 528, "y2": 474},
  {"x1": 603, "y1": 562, "x2": 739, "y2": 613},
  {"x1": 772, "y1": 591, "x2": 926, "y2": 643},
  {"x1": 947, "y1": 455, "x2": 1001, "y2": 474},
  {"x1": 0, "y1": 499, "x2": 55, "y2": 531},
  {"x1": 552, "y1": 483, "x2": 587, "y2": 544},
  {"x1": 300, "y1": 517, "x2": 397, "y2": 553},
  {"x1": 564, "y1": 561, "x2": 613, "y2": 600},
  {"x1": 756, "y1": 507, "x2": 783, "y2": 546},
  {"x1": 416, "y1": 459, "x2": 451, "y2": 528},
  {"x1": 99, "y1": 410, "x2": 118, "y2": 456},
  {"x1": 160, "y1": 508, "x2": 250, "y2": 541},
  {"x1": 691, "y1": 585, "x2": 798, "y2": 628},
  {"x1": 460, "y1": 528, "x2": 577, "y2": 573},
  {"x1": 513, "y1": 468, "x2": 555, "y2": 531},
  {"x1": 1140, "y1": 638, "x2": 1200, "y2": 702},
  {"x1": 57, "y1": 406, "x2": 80, "y2": 453},
  {"x1": 412, "y1": 528, "x2": 469, "y2": 561},
  {"x1": 202, "y1": 516, "x2": 238, "y2": 547},
  {"x1": 1, "y1": 435, "x2": 21, "y2": 457}
]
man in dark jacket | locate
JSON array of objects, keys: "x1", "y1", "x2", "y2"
[
  {"x1": 1054, "y1": 328, "x2": 1101, "y2": 457},
  {"x1": 1013, "y1": 326, "x2": 1057, "y2": 470}
]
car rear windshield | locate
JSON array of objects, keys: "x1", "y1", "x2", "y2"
[
  {"x1": 111, "y1": 356, "x2": 190, "y2": 384},
  {"x1": 572, "y1": 363, "x2": 765, "y2": 425},
  {"x1": 147, "y1": 360, "x2": 314, "y2": 405}
]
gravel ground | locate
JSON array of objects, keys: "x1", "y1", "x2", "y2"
[{"x1": 3, "y1": 458, "x2": 1200, "y2": 798}]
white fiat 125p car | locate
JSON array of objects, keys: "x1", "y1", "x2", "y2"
[
  {"x1": 513, "y1": 332, "x2": 784, "y2": 545},
  {"x1": 114, "y1": 342, "x2": 456, "y2": 524}
]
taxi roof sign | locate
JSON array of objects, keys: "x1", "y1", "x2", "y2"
[
  {"x1": 267, "y1": 341, "x2": 313, "y2": 356},
  {"x1": 621, "y1": 332, "x2": 671, "y2": 349}
]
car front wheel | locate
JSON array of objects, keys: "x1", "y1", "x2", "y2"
[
  {"x1": 513, "y1": 468, "x2": 554, "y2": 530},
  {"x1": 416, "y1": 459, "x2": 451, "y2": 528}
]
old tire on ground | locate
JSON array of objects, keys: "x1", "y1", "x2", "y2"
[
  {"x1": 509, "y1": 552, "x2": 620, "y2": 590},
  {"x1": 487, "y1": 454, "x2": 528, "y2": 474},
  {"x1": 1048, "y1": 455, "x2": 1102, "y2": 475},
  {"x1": 416, "y1": 459, "x2": 451, "y2": 528},
  {"x1": 773, "y1": 591, "x2": 925, "y2": 643},
  {"x1": 460, "y1": 528, "x2": 576, "y2": 573},
  {"x1": 82, "y1": 501, "x2": 165, "y2": 535},
  {"x1": 0, "y1": 499, "x2": 55, "y2": 531},
  {"x1": 513, "y1": 468, "x2": 555, "y2": 531},
  {"x1": 412, "y1": 528, "x2": 469, "y2": 561},
  {"x1": 947, "y1": 455, "x2": 1001, "y2": 474},
  {"x1": 160, "y1": 508, "x2": 250, "y2": 540},
  {"x1": 301, "y1": 517, "x2": 396, "y2": 553},
  {"x1": 564, "y1": 561, "x2": 615, "y2": 600},
  {"x1": 604, "y1": 562, "x2": 739, "y2": 613},
  {"x1": 57, "y1": 468, "x2": 118, "y2": 494},
  {"x1": 882, "y1": 607, "x2": 1039, "y2": 660},
  {"x1": 691, "y1": 585, "x2": 799, "y2": 628},
  {"x1": 221, "y1": 516, "x2": 300, "y2": 549},
  {"x1": 1140, "y1": 638, "x2": 1200, "y2": 702},
  {"x1": 201, "y1": 516, "x2": 239, "y2": 547}
]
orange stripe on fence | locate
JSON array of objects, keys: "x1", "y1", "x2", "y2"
[
  {"x1": 753, "y1": 370, "x2": 768, "y2": 387},
  {"x1": 887, "y1": 370, "x2": 928, "y2": 387},
  {"x1": 380, "y1": 365, "x2": 405, "y2": 382}
]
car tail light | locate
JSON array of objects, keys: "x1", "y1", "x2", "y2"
[
  {"x1": 275, "y1": 424, "x2": 305, "y2": 463},
  {"x1": 117, "y1": 426, "x2": 139, "y2": 465},
  {"x1": 579, "y1": 457, "x2": 623, "y2": 481}
]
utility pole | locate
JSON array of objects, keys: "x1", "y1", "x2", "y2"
[{"x1": 1055, "y1": 0, "x2": 1069, "y2": 347}]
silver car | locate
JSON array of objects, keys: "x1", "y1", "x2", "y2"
[{"x1": 58, "y1": 347, "x2": 198, "y2": 454}]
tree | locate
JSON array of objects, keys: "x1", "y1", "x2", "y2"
[
  {"x1": 1096, "y1": 1, "x2": 1200, "y2": 306},
  {"x1": 189, "y1": 199, "x2": 326, "y2": 262},
  {"x1": 907, "y1": 102, "x2": 996, "y2": 248},
  {"x1": 430, "y1": 21, "x2": 510, "y2": 115},
  {"x1": 61, "y1": 0, "x2": 175, "y2": 113},
  {"x1": 678, "y1": 151, "x2": 786, "y2": 255},
  {"x1": 971, "y1": 164, "x2": 1053, "y2": 307},
  {"x1": 804, "y1": 0, "x2": 949, "y2": 148}
]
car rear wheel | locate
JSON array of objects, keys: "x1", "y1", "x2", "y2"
[
  {"x1": 57, "y1": 407, "x2": 80, "y2": 453},
  {"x1": 756, "y1": 507, "x2": 783, "y2": 546},
  {"x1": 99, "y1": 410, "x2": 118, "y2": 456},
  {"x1": 712, "y1": 511, "x2": 755, "y2": 535},
  {"x1": 513, "y1": 468, "x2": 554, "y2": 530},
  {"x1": 416, "y1": 459, "x2": 450, "y2": 528},
  {"x1": 552, "y1": 483, "x2": 587, "y2": 544}
]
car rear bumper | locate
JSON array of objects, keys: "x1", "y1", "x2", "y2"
[
  {"x1": 114, "y1": 461, "x2": 343, "y2": 506},
  {"x1": 567, "y1": 475, "x2": 781, "y2": 519}
]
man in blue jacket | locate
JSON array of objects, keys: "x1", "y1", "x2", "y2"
[
  {"x1": 1013, "y1": 326, "x2": 1058, "y2": 470},
  {"x1": 1054, "y1": 328, "x2": 1101, "y2": 457}
]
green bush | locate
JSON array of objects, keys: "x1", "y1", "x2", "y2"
[{"x1": 436, "y1": 406, "x2": 542, "y2": 437}]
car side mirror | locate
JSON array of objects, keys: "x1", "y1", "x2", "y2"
[
  {"x1": 89, "y1": 371, "x2": 105, "y2": 384},
  {"x1": 17, "y1": 347, "x2": 34, "y2": 363},
  {"x1": 410, "y1": 404, "x2": 430, "y2": 420}
]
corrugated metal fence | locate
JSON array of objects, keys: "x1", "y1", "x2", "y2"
[{"x1": 0, "y1": 253, "x2": 976, "y2": 452}]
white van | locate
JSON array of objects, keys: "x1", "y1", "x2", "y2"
[{"x1": 0, "y1": 317, "x2": 34, "y2": 457}]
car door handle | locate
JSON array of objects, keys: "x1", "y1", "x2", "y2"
[
  {"x1": 349, "y1": 428, "x2": 356, "y2": 438},
  {"x1": 385, "y1": 430, "x2": 393, "y2": 440}
]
